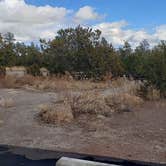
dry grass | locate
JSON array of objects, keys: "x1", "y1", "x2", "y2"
[
  {"x1": 67, "y1": 92, "x2": 113, "y2": 117},
  {"x1": 38, "y1": 102, "x2": 74, "y2": 124},
  {"x1": 38, "y1": 91, "x2": 143, "y2": 124},
  {"x1": 0, "y1": 76, "x2": 17, "y2": 88},
  {"x1": 0, "y1": 97, "x2": 14, "y2": 108},
  {"x1": 68, "y1": 91, "x2": 143, "y2": 115},
  {"x1": 105, "y1": 93, "x2": 143, "y2": 112},
  {"x1": 109, "y1": 77, "x2": 142, "y2": 95},
  {"x1": 0, "y1": 75, "x2": 36, "y2": 88},
  {"x1": 0, "y1": 75, "x2": 143, "y2": 95},
  {"x1": 0, "y1": 75, "x2": 108, "y2": 91},
  {"x1": 139, "y1": 85, "x2": 161, "y2": 101},
  {"x1": 38, "y1": 92, "x2": 112, "y2": 124}
]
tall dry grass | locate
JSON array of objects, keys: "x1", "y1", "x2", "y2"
[
  {"x1": 0, "y1": 75, "x2": 109, "y2": 91},
  {"x1": 109, "y1": 77, "x2": 142, "y2": 95},
  {"x1": 0, "y1": 75, "x2": 143, "y2": 96},
  {"x1": 139, "y1": 84, "x2": 161, "y2": 100}
]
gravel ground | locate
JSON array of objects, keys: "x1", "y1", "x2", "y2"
[{"x1": 0, "y1": 88, "x2": 165, "y2": 164}]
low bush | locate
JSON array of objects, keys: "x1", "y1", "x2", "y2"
[
  {"x1": 38, "y1": 102, "x2": 74, "y2": 124},
  {"x1": 38, "y1": 91, "x2": 143, "y2": 124},
  {"x1": 68, "y1": 92, "x2": 113, "y2": 117},
  {"x1": 27, "y1": 64, "x2": 40, "y2": 76},
  {"x1": 139, "y1": 84, "x2": 161, "y2": 100},
  {"x1": 109, "y1": 77, "x2": 142, "y2": 95},
  {"x1": 105, "y1": 93, "x2": 143, "y2": 112}
]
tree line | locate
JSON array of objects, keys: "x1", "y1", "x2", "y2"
[{"x1": 0, "y1": 26, "x2": 166, "y2": 95}]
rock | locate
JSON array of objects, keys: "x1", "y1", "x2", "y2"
[
  {"x1": 97, "y1": 115, "x2": 106, "y2": 119},
  {"x1": 0, "y1": 120, "x2": 4, "y2": 126},
  {"x1": 0, "y1": 97, "x2": 14, "y2": 108}
]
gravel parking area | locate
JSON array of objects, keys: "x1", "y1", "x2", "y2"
[{"x1": 0, "y1": 88, "x2": 165, "y2": 163}]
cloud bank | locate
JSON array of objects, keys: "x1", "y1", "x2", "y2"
[
  {"x1": 0, "y1": 0, "x2": 165, "y2": 46},
  {"x1": 0, "y1": 0, "x2": 69, "y2": 41}
]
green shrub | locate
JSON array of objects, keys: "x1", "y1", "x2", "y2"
[{"x1": 27, "y1": 64, "x2": 40, "y2": 76}]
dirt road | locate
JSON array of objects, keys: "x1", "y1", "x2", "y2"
[{"x1": 0, "y1": 88, "x2": 165, "y2": 163}]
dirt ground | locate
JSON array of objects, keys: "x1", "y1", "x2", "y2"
[{"x1": 0, "y1": 88, "x2": 166, "y2": 164}]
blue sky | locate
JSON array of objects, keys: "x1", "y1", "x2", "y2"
[
  {"x1": 25, "y1": 0, "x2": 166, "y2": 30},
  {"x1": 0, "y1": 0, "x2": 165, "y2": 46}
]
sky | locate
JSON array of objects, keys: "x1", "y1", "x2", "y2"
[{"x1": 0, "y1": 0, "x2": 166, "y2": 47}]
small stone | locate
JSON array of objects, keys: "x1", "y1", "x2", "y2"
[
  {"x1": 0, "y1": 98, "x2": 14, "y2": 108},
  {"x1": 97, "y1": 115, "x2": 106, "y2": 119},
  {"x1": 0, "y1": 120, "x2": 4, "y2": 126}
]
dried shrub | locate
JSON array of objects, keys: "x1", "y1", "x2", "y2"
[
  {"x1": 105, "y1": 93, "x2": 143, "y2": 112},
  {"x1": 38, "y1": 91, "x2": 113, "y2": 124},
  {"x1": 139, "y1": 84, "x2": 161, "y2": 100},
  {"x1": 110, "y1": 77, "x2": 142, "y2": 95},
  {"x1": 39, "y1": 102, "x2": 74, "y2": 124},
  {"x1": 0, "y1": 76, "x2": 17, "y2": 88},
  {"x1": 16, "y1": 75, "x2": 36, "y2": 86},
  {"x1": 68, "y1": 92, "x2": 113, "y2": 117},
  {"x1": 38, "y1": 91, "x2": 144, "y2": 125},
  {"x1": 57, "y1": 91, "x2": 143, "y2": 117}
]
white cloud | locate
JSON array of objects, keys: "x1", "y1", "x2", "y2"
[
  {"x1": 0, "y1": 0, "x2": 165, "y2": 47},
  {"x1": 93, "y1": 21, "x2": 128, "y2": 45},
  {"x1": 154, "y1": 25, "x2": 166, "y2": 41},
  {"x1": 74, "y1": 6, "x2": 102, "y2": 23},
  {"x1": 94, "y1": 21, "x2": 166, "y2": 47},
  {"x1": 0, "y1": 0, "x2": 70, "y2": 41}
]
